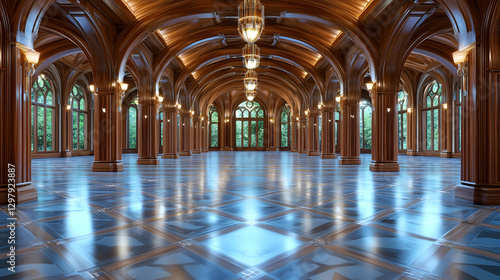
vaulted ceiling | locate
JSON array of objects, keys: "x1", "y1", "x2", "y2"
[{"x1": 33, "y1": 0, "x2": 459, "y2": 112}]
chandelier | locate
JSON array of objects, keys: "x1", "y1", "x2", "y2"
[
  {"x1": 243, "y1": 43, "x2": 260, "y2": 70},
  {"x1": 246, "y1": 90, "x2": 256, "y2": 101},
  {"x1": 244, "y1": 70, "x2": 258, "y2": 91},
  {"x1": 238, "y1": 0, "x2": 265, "y2": 44}
]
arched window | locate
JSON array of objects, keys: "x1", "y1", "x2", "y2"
[
  {"x1": 359, "y1": 100, "x2": 372, "y2": 150},
  {"x1": 280, "y1": 105, "x2": 291, "y2": 148},
  {"x1": 71, "y1": 84, "x2": 89, "y2": 151},
  {"x1": 423, "y1": 81, "x2": 442, "y2": 151},
  {"x1": 128, "y1": 98, "x2": 138, "y2": 149},
  {"x1": 31, "y1": 75, "x2": 56, "y2": 152},
  {"x1": 209, "y1": 107, "x2": 219, "y2": 148},
  {"x1": 398, "y1": 91, "x2": 408, "y2": 150},
  {"x1": 235, "y1": 101, "x2": 264, "y2": 149}
]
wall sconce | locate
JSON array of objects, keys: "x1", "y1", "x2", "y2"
[
  {"x1": 453, "y1": 50, "x2": 468, "y2": 96},
  {"x1": 118, "y1": 81, "x2": 128, "y2": 99},
  {"x1": 335, "y1": 95, "x2": 342, "y2": 103},
  {"x1": 66, "y1": 105, "x2": 71, "y2": 110},
  {"x1": 168, "y1": 119, "x2": 171, "y2": 122},
  {"x1": 201, "y1": 117, "x2": 205, "y2": 121},
  {"x1": 296, "y1": 117, "x2": 299, "y2": 121},
  {"x1": 225, "y1": 119, "x2": 230, "y2": 123},
  {"x1": 350, "y1": 115, "x2": 355, "y2": 118},
  {"x1": 177, "y1": 103, "x2": 182, "y2": 110},
  {"x1": 366, "y1": 82, "x2": 374, "y2": 91},
  {"x1": 158, "y1": 96, "x2": 164, "y2": 103},
  {"x1": 305, "y1": 110, "x2": 309, "y2": 116},
  {"x1": 318, "y1": 102, "x2": 323, "y2": 110},
  {"x1": 270, "y1": 119, "x2": 274, "y2": 123},
  {"x1": 145, "y1": 115, "x2": 148, "y2": 119},
  {"x1": 102, "y1": 108, "x2": 106, "y2": 113},
  {"x1": 442, "y1": 103, "x2": 448, "y2": 110},
  {"x1": 89, "y1": 84, "x2": 95, "y2": 93},
  {"x1": 25, "y1": 50, "x2": 40, "y2": 77},
  {"x1": 387, "y1": 108, "x2": 391, "y2": 113},
  {"x1": 190, "y1": 110, "x2": 195, "y2": 116},
  {"x1": 408, "y1": 108, "x2": 413, "y2": 113},
  {"x1": 329, "y1": 119, "x2": 332, "y2": 122}
]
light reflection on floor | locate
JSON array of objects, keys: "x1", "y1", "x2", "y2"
[{"x1": 1, "y1": 152, "x2": 500, "y2": 279}]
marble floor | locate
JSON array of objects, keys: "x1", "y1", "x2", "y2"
[{"x1": 2, "y1": 152, "x2": 500, "y2": 280}]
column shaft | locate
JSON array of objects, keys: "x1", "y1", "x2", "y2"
[
  {"x1": 162, "y1": 109, "x2": 178, "y2": 158},
  {"x1": 370, "y1": 92, "x2": 400, "y2": 172},
  {"x1": 137, "y1": 104, "x2": 160, "y2": 165},
  {"x1": 339, "y1": 103, "x2": 361, "y2": 165}
]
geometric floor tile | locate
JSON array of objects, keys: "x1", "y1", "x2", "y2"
[{"x1": 201, "y1": 226, "x2": 303, "y2": 267}]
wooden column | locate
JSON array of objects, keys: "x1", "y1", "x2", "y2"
[
  {"x1": 92, "y1": 87, "x2": 123, "y2": 172},
  {"x1": 370, "y1": 91, "x2": 400, "y2": 172},
  {"x1": 407, "y1": 108, "x2": 417, "y2": 156},
  {"x1": 321, "y1": 107, "x2": 337, "y2": 159},
  {"x1": 192, "y1": 116, "x2": 202, "y2": 154},
  {"x1": 266, "y1": 119, "x2": 277, "y2": 151},
  {"x1": 162, "y1": 108, "x2": 178, "y2": 159},
  {"x1": 61, "y1": 102, "x2": 72, "y2": 157},
  {"x1": 221, "y1": 118, "x2": 233, "y2": 151},
  {"x1": 137, "y1": 104, "x2": 160, "y2": 165},
  {"x1": 178, "y1": 112, "x2": 192, "y2": 156},
  {"x1": 456, "y1": 45, "x2": 500, "y2": 204},
  {"x1": 339, "y1": 102, "x2": 361, "y2": 165},
  {"x1": 291, "y1": 118, "x2": 299, "y2": 152},
  {"x1": 201, "y1": 118, "x2": 209, "y2": 152},
  {"x1": 298, "y1": 117, "x2": 307, "y2": 154},
  {"x1": 307, "y1": 112, "x2": 321, "y2": 156},
  {"x1": 0, "y1": 44, "x2": 38, "y2": 204},
  {"x1": 440, "y1": 101, "x2": 453, "y2": 158}
]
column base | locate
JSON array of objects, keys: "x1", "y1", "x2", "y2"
[
  {"x1": 221, "y1": 147, "x2": 233, "y2": 151},
  {"x1": 407, "y1": 150, "x2": 417, "y2": 156},
  {"x1": 369, "y1": 162, "x2": 400, "y2": 172},
  {"x1": 456, "y1": 183, "x2": 500, "y2": 205},
  {"x1": 307, "y1": 151, "x2": 321, "y2": 156},
  {"x1": 440, "y1": 151, "x2": 453, "y2": 158},
  {"x1": 266, "y1": 147, "x2": 278, "y2": 151},
  {"x1": 339, "y1": 158, "x2": 361, "y2": 165},
  {"x1": 192, "y1": 150, "x2": 202, "y2": 154},
  {"x1": 299, "y1": 150, "x2": 308, "y2": 154},
  {"x1": 179, "y1": 151, "x2": 192, "y2": 156},
  {"x1": 137, "y1": 158, "x2": 160, "y2": 165},
  {"x1": 61, "y1": 151, "x2": 72, "y2": 157},
  {"x1": 92, "y1": 161, "x2": 124, "y2": 172},
  {"x1": 291, "y1": 149, "x2": 298, "y2": 153},
  {"x1": 0, "y1": 183, "x2": 38, "y2": 205},
  {"x1": 321, "y1": 154, "x2": 338, "y2": 159},
  {"x1": 162, "y1": 154, "x2": 178, "y2": 159}
]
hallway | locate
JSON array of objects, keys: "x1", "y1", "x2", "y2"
[{"x1": 1, "y1": 153, "x2": 500, "y2": 279}]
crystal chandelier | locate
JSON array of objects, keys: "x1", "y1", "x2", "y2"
[
  {"x1": 246, "y1": 90, "x2": 256, "y2": 101},
  {"x1": 243, "y1": 43, "x2": 260, "y2": 70},
  {"x1": 244, "y1": 70, "x2": 258, "y2": 91},
  {"x1": 238, "y1": 0, "x2": 265, "y2": 44}
]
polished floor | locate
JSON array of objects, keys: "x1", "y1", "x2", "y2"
[{"x1": 2, "y1": 152, "x2": 500, "y2": 279}]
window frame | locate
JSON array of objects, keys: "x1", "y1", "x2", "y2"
[
  {"x1": 70, "y1": 84, "x2": 90, "y2": 151},
  {"x1": 31, "y1": 75, "x2": 58, "y2": 153}
]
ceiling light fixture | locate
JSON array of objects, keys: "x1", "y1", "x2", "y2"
[
  {"x1": 238, "y1": 0, "x2": 265, "y2": 44},
  {"x1": 246, "y1": 90, "x2": 256, "y2": 101},
  {"x1": 244, "y1": 70, "x2": 258, "y2": 91},
  {"x1": 243, "y1": 43, "x2": 260, "y2": 70}
]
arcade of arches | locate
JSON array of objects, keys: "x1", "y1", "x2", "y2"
[{"x1": 1, "y1": 0, "x2": 500, "y2": 278}]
